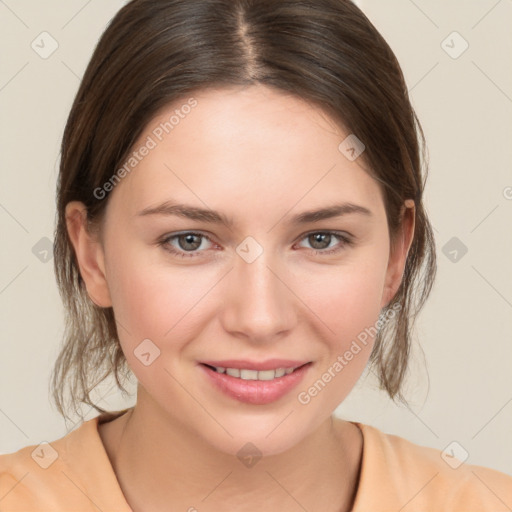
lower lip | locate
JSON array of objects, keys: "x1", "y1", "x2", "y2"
[{"x1": 199, "y1": 363, "x2": 312, "y2": 405}]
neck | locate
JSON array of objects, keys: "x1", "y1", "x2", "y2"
[{"x1": 99, "y1": 395, "x2": 363, "y2": 512}]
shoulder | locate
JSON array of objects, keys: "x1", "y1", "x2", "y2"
[
  {"x1": 0, "y1": 411, "x2": 130, "y2": 511},
  {"x1": 353, "y1": 422, "x2": 512, "y2": 512},
  {"x1": 0, "y1": 430, "x2": 73, "y2": 510}
]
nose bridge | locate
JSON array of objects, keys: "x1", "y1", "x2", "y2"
[{"x1": 221, "y1": 246, "x2": 295, "y2": 339}]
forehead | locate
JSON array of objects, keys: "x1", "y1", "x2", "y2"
[{"x1": 106, "y1": 84, "x2": 384, "y2": 224}]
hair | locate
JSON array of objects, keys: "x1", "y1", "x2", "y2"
[{"x1": 51, "y1": 0, "x2": 437, "y2": 421}]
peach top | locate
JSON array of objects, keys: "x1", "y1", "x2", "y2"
[{"x1": 1, "y1": 408, "x2": 511, "y2": 511}]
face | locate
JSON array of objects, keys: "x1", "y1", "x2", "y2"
[{"x1": 69, "y1": 84, "x2": 413, "y2": 456}]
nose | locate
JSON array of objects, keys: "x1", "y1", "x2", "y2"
[{"x1": 220, "y1": 250, "x2": 297, "y2": 343}]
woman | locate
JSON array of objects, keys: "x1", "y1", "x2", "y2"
[{"x1": 1, "y1": 0, "x2": 511, "y2": 511}]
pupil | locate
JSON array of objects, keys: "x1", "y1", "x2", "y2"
[
  {"x1": 180, "y1": 234, "x2": 201, "y2": 251},
  {"x1": 311, "y1": 233, "x2": 330, "y2": 249}
]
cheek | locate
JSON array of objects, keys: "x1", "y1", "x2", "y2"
[
  {"x1": 108, "y1": 267, "x2": 181, "y2": 334},
  {"x1": 105, "y1": 243, "x2": 220, "y2": 346},
  {"x1": 297, "y1": 250, "x2": 388, "y2": 342},
  {"x1": 290, "y1": 249, "x2": 389, "y2": 405},
  {"x1": 104, "y1": 252, "x2": 221, "y2": 394},
  {"x1": 311, "y1": 270, "x2": 382, "y2": 326}
]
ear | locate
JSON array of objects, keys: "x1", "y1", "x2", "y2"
[
  {"x1": 65, "y1": 201, "x2": 112, "y2": 308},
  {"x1": 380, "y1": 199, "x2": 415, "y2": 309}
]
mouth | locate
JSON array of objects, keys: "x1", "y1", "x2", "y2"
[
  {"x1": 198, "y1": 361, "x2": 313, "y2": 405},
  {"x1": 200, "y1": 362, "x2": 310, "y2": 381}
]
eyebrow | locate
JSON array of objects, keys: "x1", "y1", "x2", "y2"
[{"x1": 136, "y1": 200, "x2": 373, "y2": 226}]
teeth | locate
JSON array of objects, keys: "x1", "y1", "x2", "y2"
[
  {"x1": 226, "y1": 368, "x2": 240, "y2": 377},
  {"x1": 212, "y1": 366, "x2": 299, "y2": 380},
  {"x1": 238, "y1": 369, "x2": 256, "y2": 380},
  {"x1": 254, "y1": 370, "x2": 275, "y2": 381}
]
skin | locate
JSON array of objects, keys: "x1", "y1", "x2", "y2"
[{"x1": 66, "y1": 83, "x2": 415, "y2": 512}]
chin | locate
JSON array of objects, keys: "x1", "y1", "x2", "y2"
[
  {"x1": 192, "y1": 405, "x2": 325, "y2": 458},
  {"x1": 203, "y1": 422, "x2": 308, "y2": 459}
]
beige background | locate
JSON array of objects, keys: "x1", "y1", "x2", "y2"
[{"x1": 1, "y1": 0, "x2": 511, "y2": 476}]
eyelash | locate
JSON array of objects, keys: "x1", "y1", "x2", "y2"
[{"x1": 157, "y1": 230, "x2": 354, "y2": 259}]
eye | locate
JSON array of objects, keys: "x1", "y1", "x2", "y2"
[
  {"x1": 158, "y1": 232, "x2": 215, "y2": 258},
  {"x1": 295, "y1": 231, "x2": 353, "y2": 256},
  {"x1": 158, "y1": 230, "x2": 353, "y2": 259}
]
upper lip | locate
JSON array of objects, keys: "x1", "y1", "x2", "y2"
[{"x1": 200, "y1": 359, "x2": 311, "y2": 371}]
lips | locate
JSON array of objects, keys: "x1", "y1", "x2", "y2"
[{"x1": 199, "y1": 360, "x2": 313, "y2": 405}]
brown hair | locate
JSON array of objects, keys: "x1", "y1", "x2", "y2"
[{"x1": 51, "y1": 0, "x2": 436, "y2": 421}]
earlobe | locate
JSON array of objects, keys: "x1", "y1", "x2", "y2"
[
  {"x1": 65, "y1": 201, "x2": 112, "y2": 308},
  {"x1": 381, "y1": 200, "x2": 415, "y2": 309}
]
